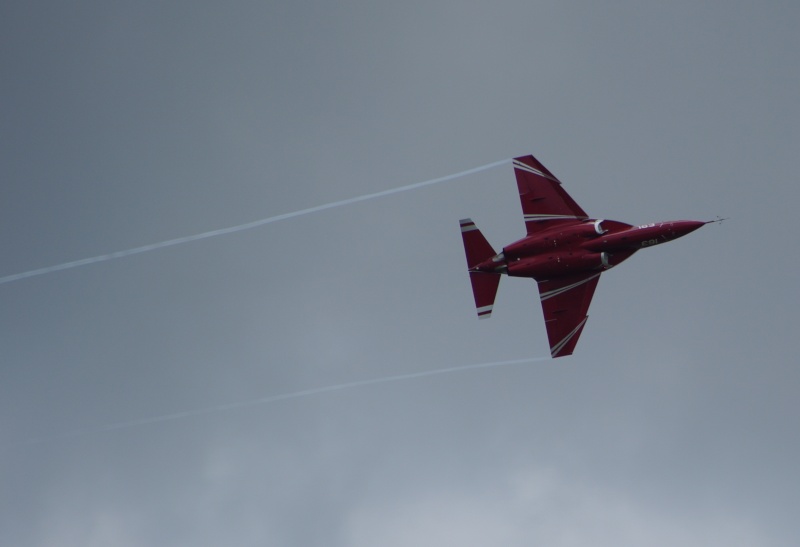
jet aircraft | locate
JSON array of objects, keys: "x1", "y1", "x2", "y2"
[{"x1": 460, "y1": 154, "x2": 716, "y2": 358}]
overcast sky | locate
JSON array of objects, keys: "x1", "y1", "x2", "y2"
[{"x1": 2, "y1": 1, "x2": 799, "y2": 545}]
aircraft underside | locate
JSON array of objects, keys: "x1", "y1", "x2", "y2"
[{"x1": 459, "y1": 154, "x2": 708, "y2": 358}]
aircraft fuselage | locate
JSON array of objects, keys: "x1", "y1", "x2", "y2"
[
  {"x1": 471, "y1": 219, "x2": 705, "y2": 281},
  {"x1": 458, "y1": 153, "x2": 716, "y2": 357}
]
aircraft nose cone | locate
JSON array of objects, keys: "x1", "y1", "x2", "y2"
[{"x1": 671, "y1": 220, "x2": 706, "y2": 237}]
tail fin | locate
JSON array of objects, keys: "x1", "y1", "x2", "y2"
[{"x1": 459, "y1": 219, "x2": 501, "y2": 319}]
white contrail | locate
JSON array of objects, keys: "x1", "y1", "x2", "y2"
[
  {"x1": 0, "y1": 159, "x2": 509, "y2": 285},
  {"x1": 15, "y1": 356, "x2": 547, "y2": 446}
]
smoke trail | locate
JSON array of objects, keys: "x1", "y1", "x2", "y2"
[
  {"x1": 0, "y1": 159, "x2": 509, "y2": 285},
  {"x1": 15, "y1": 356, "x2": 547, "y2": 446}
]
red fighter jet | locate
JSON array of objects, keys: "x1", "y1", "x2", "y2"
[{"x1": 460, "y1": 154, "x2": 717, "y2": 358}]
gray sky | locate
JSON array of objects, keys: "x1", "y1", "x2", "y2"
[{"x1": 2, "y1": 1, "x2": 799, "y2": 545}]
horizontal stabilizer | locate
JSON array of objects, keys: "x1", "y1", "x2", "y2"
[
  {"x1": 459, "y1": 218, "x2": 497, "y2": 268},
  {"x1": 468, "y1": 272, "x2": 501, "y2": 319},
  {"x1": 460, "y1": 218, "x2": 501, "y2": 319}
]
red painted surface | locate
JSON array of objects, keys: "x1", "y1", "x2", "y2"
[{"x1": 460, "y1": 154, "x2": 711, "y2": 358}]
